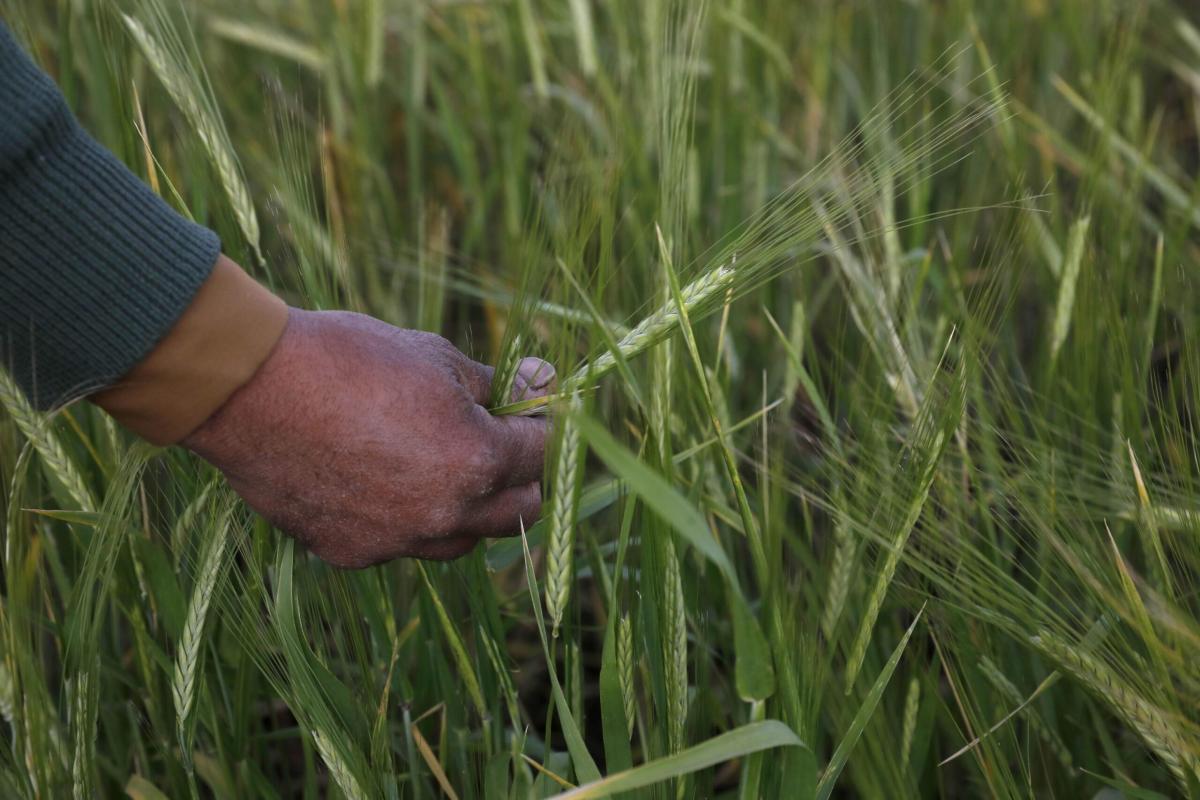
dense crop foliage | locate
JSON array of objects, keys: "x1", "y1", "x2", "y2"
[{"x1": 2, "y1": 0, "x2": 1200, "y2": 797}]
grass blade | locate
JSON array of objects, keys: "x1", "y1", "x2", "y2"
[
  {"x1": 520, "y1": 528, "x2": 603, "y2": 784},
  {"x1": 819, "y1": 606, "x2": 925, "y2": 800},
  {"x1": 415, "y1": 563, "x2": 488, "y2": 720},
  {"x1": 551, "y1": 720, "x2": 806, "y2": 799},
  {"x1": 574, "y1": 413, "x2": 739, "y2": 590}
]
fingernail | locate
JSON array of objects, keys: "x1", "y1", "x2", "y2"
[
  {"x1": 520, "y1": 358, "x2": 555, "y2": 389},
  {"x1": 513, "y1": 357, "x2": 556, "y2": 400}
]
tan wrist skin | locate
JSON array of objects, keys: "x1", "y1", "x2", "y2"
[{"x1": 91, "y1": 255, "x2": 289, "y2": 446}]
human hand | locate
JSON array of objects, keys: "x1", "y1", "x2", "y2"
[{"x1": 182, "y1": 308, "x2": 555, "y2": 567}]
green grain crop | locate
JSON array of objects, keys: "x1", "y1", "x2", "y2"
[{"x1": 2, "y1": 0, "x2": 1199, "y2": 797}]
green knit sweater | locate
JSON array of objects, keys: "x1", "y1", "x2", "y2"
[{"x1": 0, "y1": 21, "x2": 219, "y2": 409}]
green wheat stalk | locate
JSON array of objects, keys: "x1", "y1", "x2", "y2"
[
  {"x1": 845, "y1": 357, "x2": 963, "y2": 690},
  {"x1": 565, "y1": 65, "x2": 1002, "y2": 392}
]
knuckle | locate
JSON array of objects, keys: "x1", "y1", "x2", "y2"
[
  {"x1": 419, "y1": 504, "x2": 465, "y2": 539},
  {"x1": 428, "y1": 333, "x2": 462, "y2": 361},
  {"x1": 456, "y1": 437, "x2": 502, "y2": 492}
]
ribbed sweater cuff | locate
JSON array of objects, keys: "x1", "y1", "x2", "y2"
[{"x1": 0, "y1": 116, "x2": 220, "y2": 410}]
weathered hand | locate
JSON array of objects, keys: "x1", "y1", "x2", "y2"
[{"x1": 182, "y1": 308, "x2": 555, "y2": 567}]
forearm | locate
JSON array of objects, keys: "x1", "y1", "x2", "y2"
[{"x1": 0, "y1": 21, "x2": 286, "y2": 443}]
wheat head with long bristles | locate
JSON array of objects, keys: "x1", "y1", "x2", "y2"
[
  {"x1": 122, "y1": 6, "x2": 263, "y2": 262},
  {"x1": 1031, "y1": 630, "x2": 1197, "y2": 787}
]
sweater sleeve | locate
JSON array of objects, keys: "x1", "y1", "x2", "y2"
[{"x1": 0, "y1": 20, "x2": 220, "y2": 409}]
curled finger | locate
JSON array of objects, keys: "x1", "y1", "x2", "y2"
[{"x1": 462, "y1": 482, "x2": 542, "y2": 539}]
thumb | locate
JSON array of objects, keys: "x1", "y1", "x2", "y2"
[{"x1": 510, "y1": 357, "x2": 557, "y2": 402}]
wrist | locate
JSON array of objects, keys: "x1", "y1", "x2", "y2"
[{"x1": 91, "y1": 255, "x2": 289, "y2": 445}]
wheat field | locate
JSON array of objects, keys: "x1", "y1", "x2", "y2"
[{"x1": 1, "y1": 0, "x2": 1199, "y2": 797}]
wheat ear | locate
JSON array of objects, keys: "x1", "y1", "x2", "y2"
[
  {"x1": 617, "y1": 612, "x2": 636, "y2": 739},
  {"x1": 69, "y1": 657, "x2": 98, "y2": 800},
  {"x1": 123, "y1": 9, "x2": 263, "y2": 262},
  {"x1": 312, "y1": 727, "x2": 367, "y2": 800},
  {"x1": 545, "y1": 395, "x2": 583, "y2": 636},
  {"x1": 663, "y1": 544, "x2": 688, "y2": 755},
  {"x1": 900, "y1": 677, "x2": 920, "y2": 769},
  {"x1": 570, "y1": 261, "x2": 737, "y2": 389},
  {"x1": 0, "y1": 370, "x2": 95, "y2": 512},
  {"x1": 821, "y1": 510, "x2": 855, "y2": 640},
  {"x1": 173, "y1": 510, "x2": 232, "y2": 768},
  {"x1": 1031, "y1": 630, "x2": 1197, "y2": 787}
]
